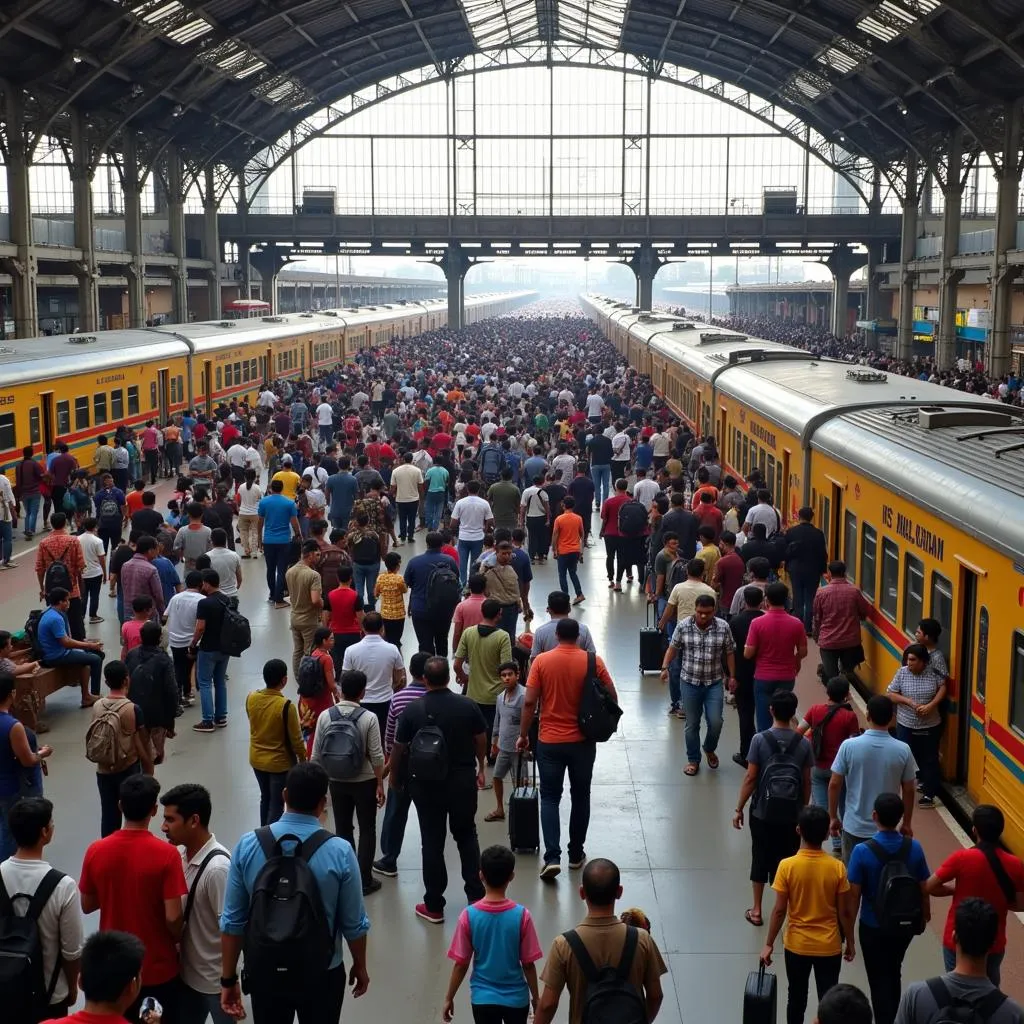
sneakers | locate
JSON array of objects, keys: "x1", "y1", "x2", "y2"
[
  {"x1": 362, "y1": 878, "x2": 383, "y2": 896},
  {"x1": 192, "y1": 721, "x2": 216, "y2": 733},
  {"x1": 415, "y1": 903, "x2": 444, "y2": 924},
  {"x1": 372, "y1": 859, "x2": 398, "y2": 878},
  {"x1": 672, "y1": 708, "x2": 686, "y2": 720},
  {"x1": 215, "y1": 719, "x2": 228, "y2": 728},
  {"x1": 667, "y1": 704, "x2": 679, "y2": 717},
  {"x1": 89, "y1": 616, "x2": 104, "y2": 624},
  {"x1": 568, "y1": 852, "x2": 586, "y2": 870},
  {"x1": 540, "y1": 862, "x2": 561, "y2": 881},
  {"x1": 919, "y1": 795, "x2": 936, "y2": 808}
]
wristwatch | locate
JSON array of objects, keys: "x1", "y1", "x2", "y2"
[{"x1": 220, "y1": 975, "x2": 238, "y2": 988}]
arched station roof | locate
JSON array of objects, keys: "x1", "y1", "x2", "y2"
[{"x1": 2, "y1": 0, "x2": 1023, "y2": 171}]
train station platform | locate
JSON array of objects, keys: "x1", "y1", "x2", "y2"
[{"x1": 5, "y1": 497, "x2": 1021, "y2": 1022}]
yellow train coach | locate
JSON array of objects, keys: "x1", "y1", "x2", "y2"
[{"x1": 581, "y1": 292, "x2": 1024, "y2": 856}]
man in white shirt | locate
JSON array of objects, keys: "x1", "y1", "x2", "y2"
[
  {"x1": 450, "y1": 480, "x2": 495, "y2": 586},
  {"x1": 585, "y1": 390, "x2": 605, "y2": 421},
  {"x1": 165, "y1": 571, "x2": 205, "y2": 707},
  {"x1": 257, "y1": 388, "x2": 277, "y2": 409},
  {"x1": 0, "y1": 471, "x2": 15, "y2": 568},
  {"x1": 390, "y1": 452, "x2": 424, "y2": 543},
  {"x1": 508, "y1": 380, "x2": 525, "y2": 400},
  {"x1": 316, "y1": 401, "x2": 335, "y2": 447},
  {"x1": 551, "y1": 444, "x2": 577, "y2": 487},
  {"x1": 742, "y1": 490, "x2": 782, "y2": 539},
  {"x1": 79, "y1": 518, "x2": 108, "y2": 624},
  {"x1": 633, "y1": 470, "x2": 661, "y2": 510},
  {"x1": 243, "y1": 441, "x2": 264, "y2": 478},
  {"x1": 341, "y1": 611, "x2": 407, "y2": 736},
  {"x1": 610, "y1": 426, "x2": 632, "y2": 481},
  {"x1": 159, "y1": 784, "x2": 232, "y2": 1024},
  {"x1": 1, "y1": 797, "x2": 84, "y2": 1017},
  {"x1": 207, "y1": 530, "x2": 243, "y2": 604},
  {"x1": 480, "y1": 419, "x2": 498, "y2": 443},
  {"x1": 650, "y1": 430, "x2": 672, "y2": 469}
]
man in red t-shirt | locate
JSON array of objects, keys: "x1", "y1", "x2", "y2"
[
  {"x1": 926, "y1": 803, "x2": 1024, "y2": 984},
  {"x1": 79, "y1": 774, "x2": 187, "y2": 1021},
  {"x1": 743, "y1": 581, "x2": 807, "y2": 732},
  {"x1": 599, "y1": 478, "x2": 631, "y2": 591},
  {"x1": 324, "y1": 565, "x2": 365, "y2": 670}
]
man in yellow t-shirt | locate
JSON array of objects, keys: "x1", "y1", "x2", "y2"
[
  {"x1": 272, "y1": 454, "x2": 302, "y2": 500},
  {"x1": 760, "y1": 804, "x2": 855, "y2": 1024}
]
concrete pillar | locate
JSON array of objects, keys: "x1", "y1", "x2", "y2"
[
  {"x1": 249, "y1": 249, "x2": 287, "y2": 315},
  {"x1": 988, "y1": 102, "x2": 1023, "y2": 378},
  {"x1": 3, "y1": 90, "x2": 37, "y2": 338},
  {"x1": 166, "y1": 147, "x2": 188, "y2": 324},
  {"x1": 203, "y1": 165, "x2": 222, "y2": 320},
  {"x1": 122, "y1": 136, "x2": 146, "y2": 329},
  {"x1": 897, "y1": 152, "x2": 920, "y2": 362},
  {"x1": 627, "y1": 244, "x2": 665, "y2": 311},
  {"x1": 865, "y1": 241, "x2": 885, "y2": 323},
  {"x1": 70, "y1": 110, "x2": 100, "y2": 333},
  {"x1": 935, "y1": 130, "x2": 965, "y2": 371},
  {"x1": 435, "y1": 244, "x2": 475, "y2": 330}
]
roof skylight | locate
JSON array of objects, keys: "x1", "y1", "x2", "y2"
[{"x1": 459, "y1": 0, "x2": 540, "y2": 47}]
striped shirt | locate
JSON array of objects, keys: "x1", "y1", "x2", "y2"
[{"x1": 384, "y1": 681, "x2": 427, "y2": 755}]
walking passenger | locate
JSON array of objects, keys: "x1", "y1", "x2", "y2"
[
  {"x1": 812, "y1": 561, "x2": 868, "y2": 681},
  {"x1": 886, "y1": 643, "x2": 944, "y2": 808},
  {"x1": 744, "y1": 581, "x2": 807, "y2": 732}
]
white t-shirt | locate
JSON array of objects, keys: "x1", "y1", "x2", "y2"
[
  {"x1": 480, "y1": 422, "x2": 497, "y2": 442},
  {"x1": 80, "y1": 531, "x2": 106, "y2": 579},
  {"x1": 208, "y1": 547, "x2": 241, "y2": 597},
  {"x1": 258, "y1": 390, "x2": 277, "y2": 408},
  {"x1": 551, "y1": 453, "x2": 576, "y2": 486},
  {"x1": 451, "y1": 495, "x2": 493, "y2": 541},
  {"x1": 585, "y1": 394, "x2": 605, "y2": 416},
  {"x1": 0, "y1": 859, "x2": 84, "y2": 1005},
  {"x1": 611, "y1": 432, "x2": 631, "y2": 460},
  {"x1": 237, "y1": 482, "x2": 263, "y2": 516},
  {"x1": 316, "y1": 402, "x2": 334, "y2": 426},
  {"x1": 0, "y1": 475, "x2": 13, "y2": 521},
  {"x1": 633, "y1": 477, "x2": 661, "y2": 509},
  {"x1": 342, "y1": 634, "x2": 405, "y2": 703},
  {"x1": 165, "y1": 589, "x2": 205, "y2": 648},
  {"x1": 391, "y1": 463, "x2": 423, "y2": 504},
  {"x1": 227, "y1": 444, "x2": 248, "y2": 468},
  {"x1": 520, "y1": 485, "x2": 547, "y2": 518},
  {"x1": 651, "y1": 432, "x2": 671, "y2": 457}
]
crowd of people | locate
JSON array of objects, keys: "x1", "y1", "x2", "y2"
[{"x1": 0, "y1": 301, "x2": 1021, "y2": 1024}]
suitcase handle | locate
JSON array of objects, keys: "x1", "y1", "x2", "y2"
[{"x1": 516, "y1": 751, "x2": 536, "y2": 788}]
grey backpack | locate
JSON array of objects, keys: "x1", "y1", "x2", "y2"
[{"x1": 319, "y1": 706, "x2": 367, "y2": 780}]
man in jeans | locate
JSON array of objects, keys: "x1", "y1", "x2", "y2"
[
  {"x1": 660, "y1": 594, "x2": 735, "y2": 777},
  {"x1": 744, "y1": 581, "x2": 807, "y2": 732},
  {"x1": 257, "y1": 479, "x2": 301, "y2": 608},
  {"x1": 189, "y1": 569, "x2": 232, "y2": 734},
  {"x1": 450, "y1": 480, "x2": 494, "y2": 587},
  {"x1": 812, "y1": 560, "x2": 869, "y2": 681},
  {"x1": 519, "y1": 618, "x2": 618, "y2": 880},
  {"x1": 37, "y1": 587, "x2": 105, "y2": 702}
]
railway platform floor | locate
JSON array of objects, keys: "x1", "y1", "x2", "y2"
[{"x1": 3, "y1": 495, "x2": 1022, "y2": 1022}]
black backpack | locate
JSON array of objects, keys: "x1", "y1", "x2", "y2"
[
  {"x1": 868, "y1": 837, "x2": 925, "y2": 937},
  {"x1": 577, "y1": 651, "x2": 622, "y2": 743},
  {"x1": 242, "y1": 829, "x2": 334, "y2": 995},
  {"x1": 24, "y1": 610, "x2": 44, "y2": 659},
  {"x1": 0, "y1": 869, "x2": 65, "y2": 1024},
  {"x1": 216, "y1": 595, "x2": 252, "y2": 658},
  {"x1": 296, "y1": 654, "x2": 326, "y2": 698},
  {"x1": 617, "y1": 499, "x2": 648, "y2": 537},
  {"x1": 809, "y1": 703, "x2": 851, "y2": 760},
  {"x1": 41, "y1": 540, "x2": 74, "y2": 596},
  {"x1": 924, "y1": 977, "x2": 1007, "y2": 1024},
  {"x1": 563, "y1": 925, "x2": 647, "y2": 1024},
  {"x1": 479, "y1": 443, "x2": 506, "y2": 481},
  {"x1": 426, "y1": 561, "x2": 462, "y2": 612},
  {"x1": 665, "y1": 558, "x2": 688, "y2": 593},
  {"x1": 408, "y1": 710, "x2": 448, "y2": 782},
  {"x1": 753, "y1": 731, "x2": 804, "y2": 822}
]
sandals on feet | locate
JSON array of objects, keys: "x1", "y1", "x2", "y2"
[
  {"x1": 706, "y1": 752, "x2": 720, "y2": 770},
  {"x1": 484, "y1": 810, "x2": 505, "y2": 822},
  {"x1": 683, "y1": 763, "x2": 699, "y2": 776}
]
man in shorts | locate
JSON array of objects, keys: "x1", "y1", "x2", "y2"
[{"x1": 485, "y1": 661, "x2": 525, "y2": 823}]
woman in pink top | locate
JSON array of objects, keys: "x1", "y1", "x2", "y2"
[{"x1": 743, "y1": 582, "x2": 807, "y2": 732}]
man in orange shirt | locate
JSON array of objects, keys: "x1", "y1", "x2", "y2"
[
  {"x1": 35, "y1": 511, "x2": 88, "y2": 639},
  {"x1": 550, "y1": 495, "x2": 585, "y2": 605},
  {"x1": 518, "y1": 618, "x2": 617, "y2": 880}
]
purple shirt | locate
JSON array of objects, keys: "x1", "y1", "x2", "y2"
[{"x1": 119, "y1": 552, "x2": 165, "y2": 618}]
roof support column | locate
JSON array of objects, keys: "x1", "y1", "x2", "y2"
[
  {"x1": 249, "y1": 249, "x2": 287, "y2": 315},
  {"x1": 936, "y1": 130, "x2": 965, "y2": 372},
  {"x1": 122, "y1": 136, "x2": 146, "y2": 329},
  {"x1": 627, "y1": 243, "x2": 665, "y2": 311},
  {"x1": 203, "y1": 165, "x2": 221, "y2": 321},
  {"x1": 3, "y1": 90, "x2": 37, "y2": 338},
  {"x1": 824, "y1": 248, "x2": 866, "y2": 339},
  {"x1": 166, "y1": 146, "x2": 188, "y2": 325},
  {"x1": 70, "y1": 109, "x2": 100, "y2": 333},
  {"x1": 435, "y1": 244, "x2": 475, "y2": 330},
  {"x1": 897, "y1": 152, "x2": 920, "y2": 362},
  {"x1": 987, "y1": 102, "x2": 1023, "y2": 379}
]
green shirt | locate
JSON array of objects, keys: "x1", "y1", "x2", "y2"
[
  {"x1": 455, "y1": 624, "x2": 512, "y2": 704},
  {"x1": 424, "y1": 465, "x2": 449, "y2": 493}
]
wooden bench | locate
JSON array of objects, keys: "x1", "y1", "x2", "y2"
[{"x1": 9, "y1": 643, "x2": 88, "y2": 733}]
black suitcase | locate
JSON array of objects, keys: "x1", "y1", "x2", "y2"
[
  {"x1": 743, "y1": 962, "x2": 777, "y2": 1024},
  {"x1": 508, "y1": 755, "x2": 540, "y2": 854},
  {"x1": 640, "y1": 601, "x2": 664, "y2": 673}
]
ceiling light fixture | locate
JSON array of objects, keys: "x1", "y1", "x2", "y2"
[
  {"x1": 172, "y1": 103, "x2": 183, "y2": 117},
  {"x1": 72, "y1": 50, "x2": 83, "y2": 64},
  {"x1": 131, "y1": 83, "x2": 143, "y2": 97}
]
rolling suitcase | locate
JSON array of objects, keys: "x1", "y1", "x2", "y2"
[
  {"x1": 508, "y1": 754, "x2": 540, "y2": 854},
  {"x1": 640, "y1": 601, "x2": 664, "y2": 673},
  {"x1": 743, "y1": 962, "x2": 777, "y2": 1024}
]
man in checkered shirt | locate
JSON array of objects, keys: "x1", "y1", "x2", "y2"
[{"x1": 660, "y1": 594, "x2": 736, "y2": 777}]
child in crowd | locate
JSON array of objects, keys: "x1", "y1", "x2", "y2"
[
  {"x1": 120, "y1": 595, "x2": 154, "y2": 660},
  {"x1": 374, "y1": 550, "x2": 408, "y2": 648},
  {"x1": 443, "y1": 845, "x2": 542, "y2": 1024},
  {"x1": 297, "y1": 627, "x2": 338, "y2": 757},
  {"x1": 485, "y1": 662, "x2": 526, "y2": 823}
]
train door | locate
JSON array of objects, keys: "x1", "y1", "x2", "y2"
[
  {"x1": 39, "y1": 392, "x2": 55, "y2": 453},
  {"x1": 157, "y1": 369, "x2": 169, "y2": 425},
  {"x1": 954, "y1": 569, "x2": 980, "y2": 783},
  {"x1": 818, "y1": 490, "x2": 832, "y2": 553},
  {"x1": 781, "y1": 449, "x2": 792, "y2": 522},
  {"x1": 263, "y1": 346, "x2": 273, "y2": 384},
  {"x1": 202, "y1": 361, "x2": 213, "y2": 413},
  {"x1": 827, "y1": 482, "x2": 843, "y2": 559},
  {"x1": 299, "y1": 343, "x2": 305, "y2": 377},
  {"x1": 717, "y1": 405, "x2": 728, "y2": 453}
]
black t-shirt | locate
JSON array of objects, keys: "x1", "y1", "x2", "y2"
[
  {"x1": 131, "y1": 508, "x2": 165, "y2": 539},
  {"x1": 542, "y1": 483, "x2": 566, "y2": 523},
  {"x1": 396, "y1": 689, "x2": 487, "y2": 774},
  {"x1": 587, "y1": 434, "x2": 612, "y2": 464},
  {"x1": 110, "y1": 544, "x2": 135, "y2": 577},
  {"x1": 350, "y1": 533, "x2": 380, "y2": 565},
  {"x1": 730, "y1": 609, "x2": 764, "y2": 686},
  {"x1": 195, "y1": 593, "x2": 227, "y2": 652},
  {"x1": 660, "y1": 508, "x2": 699, "y2": 559}
]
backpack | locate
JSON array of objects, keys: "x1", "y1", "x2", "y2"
[
  {"x1": 577, "y1": 651, "x2": 622, "y2": 743},
  {"x1": 216, "y1": 596, "x2": 252, "y2": 657},
  {"x1": 84, "y1": 697, "x2": 136, "y2": 772},
  {"x1": 753, "y1": 731, "x2": 804, "y2": 822},
  {"x1": 61, "y1": 490, "x2": 76, "y2": 513},
  {"x1": 924, "y1": 977, "x2": 1007, "y2": 1024},
  {"x1": 98, "y1": 496, "x2": 120, "y2": 523},
  {"x1": 479, "y1": 443, "x2": 505, "y2": 481},
  {"x1": 318, "y1": 706, "x2": 367, "y2": 780},
  {"x1": 562, "y1": 925, "x2": 647, "y2": 1024},
  {"x1": 868, "y1": 837, "x2": 925, "y2": 937},
  {"x1": 0, "y1": 869, "x2": 66, "y2": 1024},
  {"x1": 617, "y1": 499, "x2": 648, "y2": 537},
  {"x1": 316, "y1": 545, "x2": 349, "y2": 593},
  {"x1": 665, "y1": 558, "x2": 688, "y2": 593},
  {"x1": 24, "y1": 610, "x2": 44, "y2": 659},
  {"x1": 408, "y1": 710, "x2": 449, "y2": 782},
  {"x1": 426, "y1": 561, "x2": 462, "y2": 611},
  {"x1": 41, "y1": 541, "x2": 74, "y2": 596},
  {"x1": 242, "y1": 828, "x2": 335, "y2": 995},
  {"x1": 296, "y1": 655, "x2": 326, "y2": 698},
  {"x1": 809, "y1": 703, "x2": 851, "y2": 760}
]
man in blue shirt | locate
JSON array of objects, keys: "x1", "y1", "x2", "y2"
[
  {"x1": 847, "y1": 791, "x2": 931, "y2": 1024},
  {"x1": 325, "y1": 460, "x2": 359, "y2": 532},
  {"x1": 220, "y1": 762, "x2": 370, "y2": 1023},
  {"x1": 403, "y1": 532, "x2": 459, "y2": 657},
  {"x1": 257, "y1": 480, "x2": 301, "y2": 607},
  {"x1": 37, "y1": 587, "x2": 105, "y2": 700}
]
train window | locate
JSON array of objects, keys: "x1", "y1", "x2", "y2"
[
  {"x1": 1012, "y1": 631, "x2": 1024, "y2": 735},
  {"x1": 860, "y1": 523, "x2": 877, "y2": 601},
  {"x1": 249, "y1": 360, "x2": 257, "y2": 381},
  {"x1": 234, "y1": 362, "x2": 241, "y2": 384},
  {"x1": 741, "y1": 436, "x2": 748, "y2": 476},
  {"x1": 29, "y1": 408, "x2": 40, "y2": 446},
  {"x1": 127, "y1": 387, "x2": 139, "y2": 416},
  {"x1": 0, "y1": 414, "x2": 15, "y2": 453},
  {"x1": 216, "y1": 368, "x2": 223, "y2": 391},
  {"x1": 74, "y1": 397, "x2": 89, "y2": 431},
  {"x1": 903, "y1": 554, "x2": 924, "y2": 634},
  {"x1": 977, "y1": 607, "x2": 989, "y2": 702},
  {"x1": 93, "y1": 393, "x2": 107, "y2": 426},
  {"x1": 170, "y1": 377, "x2": 178, "y2": 404},
  {"x1": 880, "y1": 538, "x2": 899, "y2": 621},
  {"x1": 243, "y1": 361, "x2": 250, "y2": 383},
  {"x1": 111, "y1": 389, "x2": 123, "y2": 421},
  {"x1": 749, "y1": 441, "x2": 758, "y2": 475},
  {"x1": 733, "y1": 428, "x2": 741, "y2": 473},
  {"x1": 57, "y1": 400, "x2": 70, "y2": 435},
  {"x1": 224, "y1": 364, "x2": 232, "y2": 387},
  {"x1": 930, "y1": 573, "x2": 953, "y2": 663},
  {"x1": 177, "y1": 376, "x2": 184, "y2": 404},
  {"x1": 843, "y1": 511, "x2": 857, "y2": 583},
  {"x1": 150, "y1": 382, "x2": 157, "y2": 411}
]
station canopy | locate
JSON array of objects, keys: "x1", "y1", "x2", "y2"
[{"x1": 4, "y1": 0, "x2": 1024, "y2": 168}]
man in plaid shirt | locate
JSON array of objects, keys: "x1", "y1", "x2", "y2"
[{"x1": 661, "y1": 595, "x2": 736, "y2": 777}]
